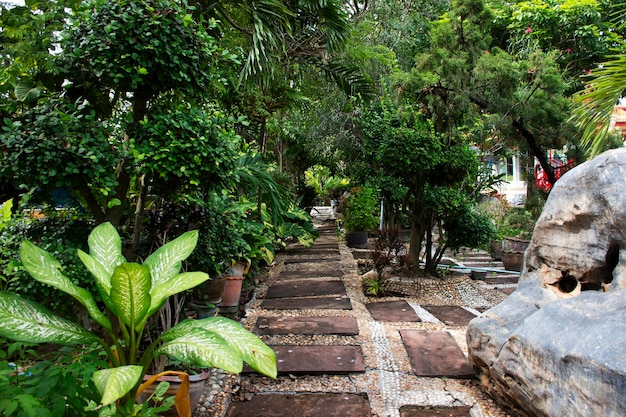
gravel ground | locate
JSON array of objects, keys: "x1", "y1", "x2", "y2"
[{"x1": 193, "y1": 236, "x2": 519, "y2": 417}]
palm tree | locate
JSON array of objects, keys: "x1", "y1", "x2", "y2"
[{"x1": 571, "y1": 51, "x2": 626, "y2": 157}]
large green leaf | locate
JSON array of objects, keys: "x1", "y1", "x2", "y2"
[
  {"x1": 20, "y1": 240, "x2": 111, "y2": 330},
  {"x1": 87, "y1": 222, "x2": 126, "y2": 277},
  {"x1": 0, "y1": 292, "x2": 99, "y2": 345},
  {"x1": 155, "y1": 330, "x2": 243, "y2": 374},
  {"x1": 143, "y1": 230, "x2": 199, "y2": 288},
  {"x1": 14, "y1": 81, "x2": 41, "y2": 104},
  {"x1": 110, "y1": 263, "x2": 151, "y2": 328},
  {"x1": 163, "y1": 317, "x2": 277, "y2": 378},
  {"x1": 147, "y1": 272, "x2": 209, "y2": 318},
  {"x1": 93, "y1": 365, "x2": 143, "y2": 405},
  {"x1": 77, "y1": 249, "x2": 114, "y2": 311}
]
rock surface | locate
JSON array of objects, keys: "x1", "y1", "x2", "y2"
[{"x1": 467, "y1": 148, "x2": 626, "y2": 417}]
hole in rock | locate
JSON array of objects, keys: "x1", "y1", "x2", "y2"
[
  {"x1": 604, "y1": 240, "x2": 619, "y2": 283},
  {"x1": 558, "y1": 273, "x2": 578, "y2": 293}
]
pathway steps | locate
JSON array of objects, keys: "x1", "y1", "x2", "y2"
[
  {"x1": 217, "y1": 220, "x2": 514, "y2": 417},
  {"x1": 254, "y1": 316, "x2": 359, "y2": 335}
]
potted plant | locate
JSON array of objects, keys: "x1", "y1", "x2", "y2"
[
  {"x1": 0, "y1": 222, "x2": 277, "y2": 416},
  {"x1": 342, "y1": 186, "x2": 379, "y2": 248}
]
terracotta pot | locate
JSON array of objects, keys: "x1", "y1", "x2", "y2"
[
  {"x1": 137, "y1": 371, "x2": 209, "y2": 416},
  {"x1": 196, "y1": 276, "x2": 226, "y2": 301},
  {"x1": 228, "y1": 260, "x2": 249, "y2": 277},
  {"x1": 220, "y1": 275, "x2": 244, "y2": 307},
  {"x1": 501, "y1": 250, "x2": 524, "y2": 272},
  {"x1": 501, "y1": 237, "x2": 530, "y2": 253},
  {"x1": 345, "y1": 230, "x2": 368, "y2": 249}
]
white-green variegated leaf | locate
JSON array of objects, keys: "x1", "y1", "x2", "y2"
[
  {"x1": 196, "y1": 317, "x2": 277, "y2": 378},
  {"x1": 20, "y1": 241, "x2": 111, "y2": 330},
  {"x1": 110, "y1": 263, "x2": 151, "y2": 328},
  {"x1": 163, "y1": 318, "x2": 277, "y2": 378},
  {"x1": 88, "y1": 222, "x2": 126, "y2": 277},
  {"x1": 147, "y1": 272, "x2": 209, "y2": 317},
  {"x1": 93, "y1": 365, "x2": 143, "y2": 405},
  {"x1": 155, "y1": 330, "x2": 243, "y2": 374},
  {"x1": 77, "y1": 249, "x2": 114, "y2": 310},
  {"x1": 0, "y1": 292, "x2": 99, "y2": 345},
  {"x1": 143, "y1": 230, "x2": 198, "y2": 288}
]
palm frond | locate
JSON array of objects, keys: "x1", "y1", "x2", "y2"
[{"x1": 571, "y1": 51, "x2": 626, "y2": 156}]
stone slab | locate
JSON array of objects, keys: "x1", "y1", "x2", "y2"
[
  {"x1": 261, "y1": 296, "x2": 352, "y2": 310},
  {"x1": 284, "y1": 261, "x2": 344, "y2": 269},
  {"x1": 400, "y1": 330, "x2": 475, "y2": 378},
  {"x1": 285, "y1": 249, "x2": 340, "y2": 256},
  {"x1": 498, "y1": 287, "x2": 516, "y2": 295},
  {"x1": 254, "y1": 316, "x2": 359, "y2": 335},
  {"x1": 265, "y1": 280, "x2": 346, "y2": 299},
  {"x1": 271, "y1": 345, "x2": 366, "y2": 374},
  {"x1": 284, "y1": 256, "x2": 341, "y2": 264},
  {"x1": 276, "y1": 270, "x2": 344, "y2": 279},
  {"x1": 399, "y1": 406, "x2": 471, "y2": 417},
  {"x1": 225, "y1": 393, "x2": 370, "y2": 417},
  {"x1": 366, "y1": 300, "x2": 421, "y2": 322},
  {"x1": 423, "y1": 306, "x2": 476, "y2": 326},
  {"x1": 484, "y1": 276, "x2": 519, "y2": 284}
]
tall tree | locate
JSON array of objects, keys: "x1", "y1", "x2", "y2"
[
  {"x1": 0, "y1": 0, "x2": 241, "y2": 257},
  {"x1": 399, "y1": 0, "x2": 577, "y2": 188}
]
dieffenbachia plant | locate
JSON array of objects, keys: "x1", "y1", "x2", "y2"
[{"x1": 0, "y1": 222, "x2": 276, "y2": 415}]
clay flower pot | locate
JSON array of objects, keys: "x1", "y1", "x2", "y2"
[{"x1": 221, "y1": 275, "x2": 244, "y2": 308}]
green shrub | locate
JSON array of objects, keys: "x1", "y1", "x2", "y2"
[
  {"x1": 0, "y1": 209, "x2": 96, "y2": 318},
  {"x1": 343, "y1": 187, "x2": 379, "y2": 232},
  {"x1": 0, "y1": 342, "x2": 106, "y2": 417}
]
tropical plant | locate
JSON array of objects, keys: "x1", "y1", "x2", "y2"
[
  {"x1": 342, "y1": 186, "x2": 379, "y2": 233},
  {"x1": 0, "y1": 223, "x2": 276, "y2": 416}
]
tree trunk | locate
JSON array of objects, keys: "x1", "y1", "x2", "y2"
[{"x1": 512, "y1": 118, "x2": 557, "y2": 186}]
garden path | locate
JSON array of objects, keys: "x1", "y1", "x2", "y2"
[{"x1": 194, "y1": 223, "x2": 520, "y2": 417}]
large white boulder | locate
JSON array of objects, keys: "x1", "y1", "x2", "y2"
[{"x1": 467, "y1": 148, "x2": 626, "y2": 417}]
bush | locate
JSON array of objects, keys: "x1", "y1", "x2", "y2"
[
  {"x1": 343, "y1": 187, "x2": 379, "y2": 232},
  {"x1": 0, "y1": 341, "x2": 106, "y2": 417},
  {"x1": 0, "y1": 209, "x2": 95, "y2": 318},
  {"x1": 445, "y1": 209, "x2": 496, "y2": 251},
  {"x1": 142, "y1": 193, "x2": 250, "y2": 277}
]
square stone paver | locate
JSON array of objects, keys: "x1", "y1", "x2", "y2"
[
  {"x1": 265, "y1": 280, "x2": 346, "y2": 298},
  {"x1": 225, "y1": 393, "x2": 371, "y2": 417},
  {"x1": 423, "y1": 306, "x2": 476, "y2": 326},
  {"x1": 499, "y1": 287, "x2": 516, "y2": 295},
  {"x1": 244, "y1": 345, "x2": 365, "y2": 375},
  {"x1": 254, "y1": 316, "x2": 358, "y2": 335},
  {"x1": 261, "y1": 296, "x2": 352, "y2": 310},
  {"x1": 400, "y1": 330, "x2": 475, "y2": 378},
  {"x1": 399, "y1": 406, "x2": 471, "y2": 417},
  {"x1": 366, "y1": 300, "x2": 421, "y2": 322},
  {"x1": 276, "y1": 270, "x2": 344, "y2": 279},
  {"x1": 284, "y1": 256, "x2": 341, "y2": 264}
]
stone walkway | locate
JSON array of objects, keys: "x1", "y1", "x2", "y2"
[{"x1": 194, "y1": 224, "x2": 518, "y2": 417}]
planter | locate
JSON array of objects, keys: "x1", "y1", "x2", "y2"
[
  {"x1": 501, "y1": 251, "x2": 524, "y2": 272},
  {"x1": 220, "y1": 275, "x2": 244, "y2": 308},
  {"x1": 137, "y1": 371, "x2": 209, "y2": 416},
  {"x1": 501, "y1": 237, "x2": 530, "y2": 253},
  {"x1": 489, "y1": 241, "x2": 503, "y2": 261},
  {"x1": 188, "y1": 300, "x2": 219, "y2": 318},
  {"x1": 345, "y1": 230, "x2": 368, "y2": 249},
  {"x1": 195, "y1": 275, "x2": 226, "y2": 301},
  {"x1": 228, "y1": 260, "x2": 249, "y2": 277}
]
